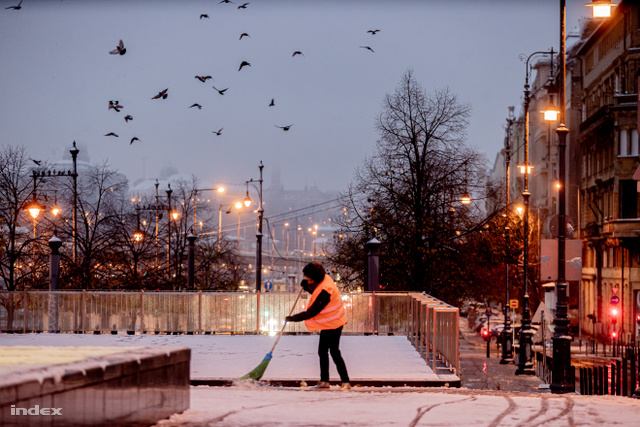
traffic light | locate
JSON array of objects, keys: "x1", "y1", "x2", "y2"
[
  {"x1": 610, "y1": 306, "x2": 619, "y2": 324},
  {"x1": 611, "y1": 330, "x2": 618, "y2": 339},
  {"x1": 481, "y1": 328, "x2": 490, "y2": 339}
]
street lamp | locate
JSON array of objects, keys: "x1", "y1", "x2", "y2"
[
  {"x1": 24, "y1": 196, "x2": 46, "y2": 239},
  {"x1": 501, "y1": 106, "x2": 516, "y2": 365},
  {"x1": 586, "y1": 0, "x2": 615, "y2": 18},
  {"x1": 29, "y1": 141, "x2": 79, "y2": 260},
  {"x1": 193, "y1": 186, "x2": 224, "y2": 234},
  {"x1": 546, "y1": 0, "x2": 615, "y2": 394},
  {"x1": 244, "y1": 161, "x2": 264, "y2": 292},
  {"x1": 516, "y1": 49, "x2": 554, "y2": 377}
]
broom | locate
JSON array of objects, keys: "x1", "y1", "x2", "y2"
[{"x1": 239, "y1": 286, "x2": 305, "y2": 381}]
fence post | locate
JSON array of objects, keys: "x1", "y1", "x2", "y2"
[
  {"x1": 616, "y1": 359, "x2": 622, "y2": 396},
  {"x1": 630, "y1": 348, "x2": 637, "y2": 398},
  {"x1": 623, "y1": 355, "x2": 628, "y2": 396},
  {"x1": 48, "y1": 235, "x2": 63, "y2": 333},
  {"x1": 198, "y1": 290, "x2": 202, "y2": 335},
  {"x1": 140, "y1": 289, "x2": 144, "y2": 334},
  {"x1": 187, "y1": 233, "x2": 197, "y2": 290},
  {"x1": 365, "y1": 238, "x2": 381, "y2": 292},
  {"x1": 22, "y1": 289, "x2": 27, "y2": 333}
]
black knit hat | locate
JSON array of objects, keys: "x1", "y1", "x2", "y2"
[{"x1": 302, "y1": 261, "x2": 325, "y2": 284}]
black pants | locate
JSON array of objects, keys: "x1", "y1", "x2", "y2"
[{"x1": 318, "y1": 326, "x2": 350, "y2": 382}]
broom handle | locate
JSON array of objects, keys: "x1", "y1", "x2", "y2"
[{"x1": 269, "y1": 286, "x2": 304, "y2": 354}]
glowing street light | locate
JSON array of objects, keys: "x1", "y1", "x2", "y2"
[{"x1": 586, "y1": 0, "x2": 615, "y2": 18}]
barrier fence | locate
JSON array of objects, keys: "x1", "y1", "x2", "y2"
[
  {"x1": 0, "y1": 290, "x2": 459, "y2": 376},
  {"x1": 407, "y1": 293, "x2": 460, "y2": 376}
]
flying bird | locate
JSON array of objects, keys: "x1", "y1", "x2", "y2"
[
  {"x1": 190, "y1": 103, "x2": 202, "y2": 109},
  {"x1": 152, "y1": 88, "x2": 168, "y2": 99},
  {"x1": 292, "y1": 51, "x2": 304, "y2": 57},
  {"x1": 360, "y1": 45, "x2": 375, "y2": 53},
  {"x1": 109, "y1": 40, "x2": 126, "y2": 55},
  {"x1": 269, "y1": 98, "x2": 275, "y2": 107},
  {"x1": 275, "y1": 124, "x2": 293, "y2": 131},
  {"x1": 219, "y1": 0, "x2": 233, "y2": 3},
  {"x1": 130, "y1": 137, "x2": 140, "y2": 145},
  {"x1": 212, "y1": 128, "x2": 223, "y2": 135},
  {"x1": 212, "y1": 85, "x2": 228, "y2": 95},
  {"x1": 31, "y1": 159, "x2": 42, "y2": 166},
  {"x1": 195, "y1": 75, "x2": 212, "y2": 82},
  {"x1": 238, "y1": 61, "x2": 251, "y2": 71},
  {"x1": 105, "y1": 132, "x2": 119, "y2": 137},
  {"x1": 239, "y1": 33, "x2": 250, "y2": 40},
  {"x1": 124, "y1": 115, "x2": 133, "y2": 122},
  {"x1": 108, "y1": 100, "x2": 123, "y2": 112},
  {"x1": 200, "y1": 14, "x2": 209, "y2": 19},
  {"x1": 367, "y1": 29, "x2": 380, "y2": 35},
  {"x1": 5, "y1": 1, "x2": 22, "y2": 10},
  {"x1": 237, "y1": 3, "x2": 249, "y2": 9}
]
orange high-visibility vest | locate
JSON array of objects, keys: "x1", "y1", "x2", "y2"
[{"x1": 304, "y1": 275, "x2": 347, "y2": 331}]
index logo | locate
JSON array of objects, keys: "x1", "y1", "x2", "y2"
[{"x1": 11, "y1": 405, "x2": 63, "y2": 416}]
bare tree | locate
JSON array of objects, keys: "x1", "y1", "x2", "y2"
[
  {"x1": 0, "y1": 145, "x2": 41, "y2": 291},
  {"x1": 67, "y1": 162, "x2": 128, "y2": 289},
  {"x1": 329, "y1": 70, "x2": 490, "y2": 302}
]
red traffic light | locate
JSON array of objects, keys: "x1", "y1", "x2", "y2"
[
  {"x1": 610, "y1": 307, "x2": 619, "y2": 316},
  {"x1": 481, "y1": 329, "x2": 489, "y2": 338},
  {"x1": 611, "y1": 330, "x2": 618, "y2": 339}
]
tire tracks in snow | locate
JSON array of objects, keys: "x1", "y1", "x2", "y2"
[{"x1": 408, "y1": 396, "x2": 477, "y2": 427}]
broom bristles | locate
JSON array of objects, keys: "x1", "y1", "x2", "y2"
[{"x1": 239, "y1": 351, "x2": 273, "y2": 380}]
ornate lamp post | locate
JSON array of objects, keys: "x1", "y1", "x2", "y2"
[
  {"x1": 501, "y1": 106, "x2": 516, "y2": 365},
  {"x1": 549, "y1": 0, "x2": 615, "y2": 394},
  {"x1": 516, "y1": 49, "x2": 555, "y2": 376}
]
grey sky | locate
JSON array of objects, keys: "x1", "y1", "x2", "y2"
[{"x1": 0, "y1": 0, "x2": 592, "y2": 192}]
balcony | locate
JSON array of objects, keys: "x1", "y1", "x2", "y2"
[{"x1": 601, "y1": 218, "x2": 640, "y2": 240}]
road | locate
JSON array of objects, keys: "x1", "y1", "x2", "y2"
[{"x1": 460, "y1": 317, "x2": 547, "y2": 393}]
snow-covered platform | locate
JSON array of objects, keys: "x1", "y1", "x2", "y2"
[
  {"x1": 0, "y1": 333, "x2": 459, "y2": 389},
  {"x1": 0, "y1": 344, "x2": 190, "y2": 426}
]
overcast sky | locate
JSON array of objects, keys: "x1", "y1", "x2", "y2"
[{"x1": 0, "y1": 0, "x2": 596, "y2": 192}]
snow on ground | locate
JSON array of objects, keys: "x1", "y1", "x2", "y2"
[
  {"x1": 0, "y1": 333, "x2": 435, "y2": 381},
  {"x1": 155, "y1": 386, "x2": 640, "y2": 426},
  {"x1": 4, "y1": 333, "x2": 640, "y2": 425}
]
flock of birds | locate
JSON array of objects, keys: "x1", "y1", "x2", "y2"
[{"x1": 5, "y1": 0, "x2": 381, "y2": 148}]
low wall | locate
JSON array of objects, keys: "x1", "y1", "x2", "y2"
[{"x1": 0, "y1": 346, "x2": 190, "y2": 426}]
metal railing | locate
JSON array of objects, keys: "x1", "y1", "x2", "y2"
[
  {"x1": 407, "y1": 293, "x2": 460, "y2": 376},
  {"x1": 0, "y1": 290, "x2": 408, "y2": 335},
  {"x1": 1, "y1": 290, "x2": 459, "y2": 375}
]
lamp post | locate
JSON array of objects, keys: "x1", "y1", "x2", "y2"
[
  {"x1": 547, "y1": 0, "x2": 615, "y2": 394},
  {"x1": 516, "y1": 49, "x2": 554, "y2": 376},
  {"x1": 550, "y1": 0, "x2": 573, "y2": 394},
  {"x1": 193, "y1": 186, "x2": 224, "y2": 234},
  {"x1": 501, "y1": 106, "x2": 515, "y2": 365},
  {"x1": 29, "y1": 142, "x2": 79, "y2": 260},
  {"x1": 70, "y1": 142, "x2": 79, "y2": 261},
  {"x1": 245, "y1": 161, "x2": 264, "y2": 292}
]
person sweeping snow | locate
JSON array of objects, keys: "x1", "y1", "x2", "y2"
[{"x1": 285, "y1": 261, "x2": 351, "y2": 390}]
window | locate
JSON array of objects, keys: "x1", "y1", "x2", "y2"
[
  {"x1": 619, "y1": 180, "x2": 638, "y2": 219},
  {"x1": 618, "y1": 129, "x2": 639, "y2": 157}
]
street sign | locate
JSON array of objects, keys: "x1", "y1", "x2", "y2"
[
  {"x1": 610, "y1": 295, "x2": 620, "y2": 305},
  {"x1": 264, "y1": 281, "x2": 273, "y2": 291},
  {"x1": 509, "y1": 299, "x2": 519, "y2": 309},
  {"x1": 612, "y1": 287, "x2": 619, "y2": 295}
]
